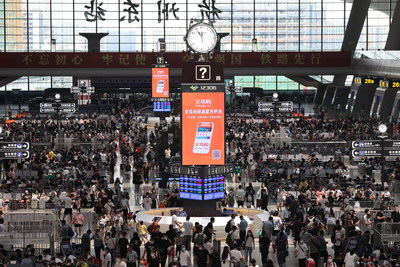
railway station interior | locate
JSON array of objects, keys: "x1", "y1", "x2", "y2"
[{"x1": 3, "y1": 0, "x2": 400, "y2": 266}]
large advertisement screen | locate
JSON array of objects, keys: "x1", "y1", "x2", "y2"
[
  {"x1": 182, "y1": 91, "x2": 225, "y2": 165},
  {"x1": 152, "y1": 68, "x2": 170, "y2": 98}
]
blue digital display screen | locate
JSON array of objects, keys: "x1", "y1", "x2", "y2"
[
  {"x1": 179, "y1": 176, "x2": 225, "y2": 201},
  {"x1": 153, "y1": 101, "x2": 171, "y2": 112}
]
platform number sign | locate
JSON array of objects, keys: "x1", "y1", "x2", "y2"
[{"x1": 195, "y1": 65, "x2": 211, "y2": 81}]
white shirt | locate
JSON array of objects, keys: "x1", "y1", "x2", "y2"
[
  {"x1": 230, "y1": 250, "x2": 242, "y2": 263},
  {"x1": 273, "y1": 216, "x2": 283, "y2": 230},
  {"x1": 143, "y1": 197, "x2": 152, "y2": 210},
  {"x1": 236, "y1": 189, "x2": 245, "y2": 201},
  {"x1": 344, "y1": 252, "x2": 358, "y2": 267},
  {"x1": 114, "y1": 260, "x2": 127, "y2": 267},
  {"x1": 296, "y1": 242, "x2": 308, "y2": 259},
  {"x1": 179, "y1": 250, "x2": 191, "y2": 266},
  {"x1": 172, "y1": 214, "x2": 180, "y2": 229},
  {"x1": 63, "y1": 197, "x2": 73, "y2": 208},
  {"x1": 183, "y1": 220, "x2": 193, "y2": 236},
  {"x1": 103, "y1": 252, "x2": 112, "y2": 267}
]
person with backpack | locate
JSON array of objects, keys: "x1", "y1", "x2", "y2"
[
  {"x1": 193, "y1": 225, "x2": 206, "y2": 258},
  {"x1": 245, "y1": 187, "x2": 254, "y2": 208},
  {"x1": 225, "y1": 214, "x2": 236, "y2": 234},
  {"x1": 226, "y1": 225, "x2": 239, "y2": 250}
]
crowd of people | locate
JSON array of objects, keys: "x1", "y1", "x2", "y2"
[{"x1": 0, "y1": 102, "x2": 400, "y2": 267}]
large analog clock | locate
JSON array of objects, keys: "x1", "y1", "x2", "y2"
[{"x1": 185, "y1": 22, "x2": 218, "y2": 54}]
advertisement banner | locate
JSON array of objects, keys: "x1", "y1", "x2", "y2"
[
  {"x1": 152, "y1": 68, "x2": 170, "y2": 98},
  {"x1": 181, "y1": 91, "x2": 225, "y2": 165}
]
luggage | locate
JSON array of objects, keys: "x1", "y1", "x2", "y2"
[
  {"x1": 93, "y1": 258, "x2": 102, "y2": 266},
  {"x1": 31, "y1": 199, "x2": 38, "y2": 209},
  {"x1": 213, "y1": 239, "x2": 221, "y2": 254},
  {"x1": 306, "y1": 258, "x2": 315, "y2": 267},
  {"x1": 256, "y1": 199, "x2": 261, "y2": 208}
]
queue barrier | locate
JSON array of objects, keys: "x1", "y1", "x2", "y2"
[{"x1": 373, "y1": 223, "x2": 400, "y2": 249}]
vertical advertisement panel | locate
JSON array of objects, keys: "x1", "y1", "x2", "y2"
[
  {"x1": 152, "y1": 68, "x2": 170, "y2": 98},
  {"x1": 182, "y1": 90, "x2": 225, "y2": 165}
]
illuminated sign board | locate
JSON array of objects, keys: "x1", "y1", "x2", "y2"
[
  {"x1": 153, "y1": 101, "x2": 171, "y2": 112},
  {"x1": 179, "y1": 176, "x2": 225, "y2": 201},
  {"x1": 152, "y1": 68, "x2": 170, "y2": 98},
  {"x1": 354, "y1": 77, "x2": 378, "y2": 85},
  {"x1": 181, "y1": 88, "x2": 225, "y2": 165},
  {"x1": 179, "y1": 176, "x2": 203, "y2": 200}
]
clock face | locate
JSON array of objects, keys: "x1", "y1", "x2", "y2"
[
  {"x1": 378, "y1": 124, "x2": 387, "y2": 133},
  {"x1": 186, "y1": 23, "x2": 218, "y2": 54}
]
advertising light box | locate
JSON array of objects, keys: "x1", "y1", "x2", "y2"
[
  {"x1": 181, "y1": 90, "x2": 225, "y2": 165},
  {"x1": 152, "y1": 68, "x2": 170, "y2": 98}
]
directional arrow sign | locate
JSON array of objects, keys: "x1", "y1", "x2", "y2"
[
  {"x1": 40, "y1": 103, "x2": 54, "y2": 108},
  {"x1": 0, "y1": 151, "x2": 29, "y2": 159},
  {"x1": 0, "y1": 142, "x2": 29, "y2": 150},
  {"x1": 351, "y1": 141, "x2": 381, "y2": 149},
  {"x1": 258, "y1": 107, "x2": 293, "y2": 112},
  {"x1": 352, "y1": 140, "x2": 400, "y2": 149},
  {"x1": 281, "y1": 101, "x2": 294, "y2": 107},
  {"x1": 258, "y1": 102, "x2": 274, "y2": 107},
  {"x1": 352, "y1": 150, "x2": 382, "y2": 157},
  {"x1": 60, "y1": 103, "x2": 75, "y2": 108},
  {"x1": 60, "y1": 108, "x2": 76, "y2": 113}
]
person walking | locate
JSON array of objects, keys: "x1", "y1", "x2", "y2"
[
  {"x1": 295, "y1": 237, "x2": 308, "y2": 267},
  {"x1": 274, "y1": 232, "x2": 287, "y2": 267},
  {"x1": 244, "y1": 230, "x2": 255, "y2": 263}
]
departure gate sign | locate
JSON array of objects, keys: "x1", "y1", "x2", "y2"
[{"x1": 152, "y1": 67, "x2": 169, "y2": 98}]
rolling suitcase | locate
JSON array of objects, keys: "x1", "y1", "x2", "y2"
[
  {"x1": 213, "y1": 239, "x2": 221, "y2": 254},
  {"x1": 256, "y1": 199, "x2": 262, "y2": 208},
  {"x1": 306, "y1": 258, "x2": 315, "y2": 267}
]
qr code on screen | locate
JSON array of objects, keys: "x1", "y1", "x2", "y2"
[{"x1": 212, "y1": 150, "x2": 221, "y2": 159}]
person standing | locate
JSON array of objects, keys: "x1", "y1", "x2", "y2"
[
  {"x1": 102, "y1": 247, "x2": 112, "y2": 267},
  {"x1": 119, "y1": 232, "x2": 130, "y2": 259},
  {"x1": 126, "y1": 245, "x2": 138, "y2": 267},
  {"x1": 236, "y1": 185, "x2": 245, "y2": 208},
  {"x1": 81, "y1": 230, "x2": 92, "y2": 254},
  {"x1": 244, "y1": 230, "x2": 255, "y2": 263},
  {"x1": 295, "y1": 237, "x2": 308, "y2": 267},
  {"x1": 275, "y1": 232, "x2": 288, "y2": 267},
  {"x1": 204, "y1": 217, "x2": 215, "y2": 241},
  {"x1": 239, "y1": 216, "x2": 248, "y2": 245},
  {"x1": 178, "y1": 245, "x2": 191, "y2": 267},
  {"x1": 182, "y1": 216, "x2": 193, "y2": 250},
  {"x1": 309, "y1": 231, "x2": 321, "y2": 264},
  {"x1": 91, "y1": 229, "x2": 104, "y2": 259},
  {"x1": 259, "y1": 231, "x2": 271, "y2": 265}
]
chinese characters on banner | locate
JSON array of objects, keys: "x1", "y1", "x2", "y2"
[
  {"x1": 82, "y1": 0, "x2": 220, "y2": 23},
  {"x1": 181, "y1": 92, "x2": 225, "y2": 165},
  {"x1": 0, "y1": 52, "x2": 351, "y2": 69}
]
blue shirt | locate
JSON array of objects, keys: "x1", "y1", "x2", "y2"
[
  {"x1": 239, "y1": 219, "x2": 248, "y2": 231},
  {"x1": 263, "y1": 220, "x2": 273, "y2": 234}
]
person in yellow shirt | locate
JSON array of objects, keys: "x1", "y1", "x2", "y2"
[
  {"x1": 48, "y1": 150, "x2": 55, "y2": 162},
  {"x1": 137, "y1": 221, "x2": 149, "y2": 242},
  {"x1": 299, "y1": 179, "x2": 308, "y2": 189}
]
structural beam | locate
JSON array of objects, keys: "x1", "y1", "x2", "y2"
[
  {"x1": 385, "y1": 0, "x2": 400, "y2": 50},
  {"x1": 333, "y1": 0, "x2": 371, "y2": 86}
]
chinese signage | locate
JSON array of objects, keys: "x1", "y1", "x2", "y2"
[
  {"x1": 82, "y1": 0, "x2": 220, "y2": 24},
  {"x1": 0, "y1": 142, "x2": 30, "y2": 159},
  {"x1": 40, "y1": 103, "x2": 76, "y2": 113},
  {"x1": 181, "y1": 90, "x2": 225, "y2": 165},
  {"x1": 152, "y1": 68, "x2": 170, "y2": 98},
  {"x1": 351, "y1": 140, "x2": 400, "y2": 160},
  {"x1": 181, "y1": 61, "x2": 225, "y2": 166},
  {"x1": 0, "y1": 52, "x2": 352, "y2": 69}
]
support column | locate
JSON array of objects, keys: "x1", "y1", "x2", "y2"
[
  {"x1": 385, "y1": 1, "x2": 400, "y2": 50},
  {"x1": 79, "y1": 33, "x2": 109, "y2": 52},
  {"x1": 333, "y1": 0, "x2": 371, "y2": 86}
]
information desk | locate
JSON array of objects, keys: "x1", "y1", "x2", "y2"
[{"x1": 135, "y1": 207, "x2": 269, "y2": 239}]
